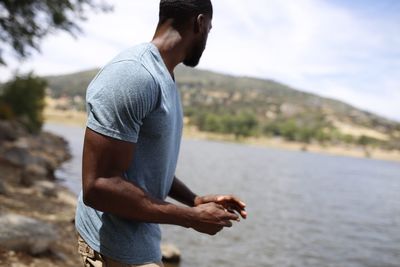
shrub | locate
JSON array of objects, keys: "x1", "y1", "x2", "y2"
[{"x1": 0, "y1": 73, "x2": 46, "y2": 133}]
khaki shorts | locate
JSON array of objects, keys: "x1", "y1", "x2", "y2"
[{"x1": 77, "y1": 235, "x2": 164, "y2": 267}]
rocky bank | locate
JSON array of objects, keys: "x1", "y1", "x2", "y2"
[
  {"x1": 0, "y1": 120, "x2": 80, "y2": 267},
  {"x1": 0, "y1": 120, "x2": 181, "y2": 267}
]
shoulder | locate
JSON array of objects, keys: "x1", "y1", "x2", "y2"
[
  {"x1": 105, "y1": 61, "x2": 155, "y2": 86},
  {"x1": 86, "y1": 44, "x2": 162, "y2": 105},
  {"x1": 88, "y1": 61, "x2": 157, "y2": 97},
  {"x1": 92, "y1": 43, "x2": 158, "y2": 87}
]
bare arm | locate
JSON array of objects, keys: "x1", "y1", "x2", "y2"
[
  {"x1": 82, "y1": 127, "x2": 238, "y2": 234},
  {"x1": 168, "y1": 176, "x2": 198, "y2": 207}
]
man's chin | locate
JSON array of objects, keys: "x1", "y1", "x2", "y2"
[
  {"x1": 183, "y1": 60, "x2": 200, "y2": 68},
  {"x1": 183, "y1": 54, "x2": 202, "y2": 67}
]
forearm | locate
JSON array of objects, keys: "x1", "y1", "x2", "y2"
[
  {"x1": 83, "y1": 175, "x2": 193, "y2": 227},
  {"x1": 168, "y1": 176, "x2": 198, "y2": 207}
]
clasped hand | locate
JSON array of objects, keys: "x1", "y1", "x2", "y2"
[{"x1": 191, "y1": 195, "x2": 247, "y2": 235}]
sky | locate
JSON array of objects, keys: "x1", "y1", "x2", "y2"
[{"x1": 1, "y1": 0, "x2": 399, "y2": 121}]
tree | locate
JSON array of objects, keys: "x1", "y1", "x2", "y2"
[
  {"x1": 0, "y1": 0, "x2": 111, "y2": 65},
  {"x1": 230, "y1": 112, "x2": 259, "y2": 139},
  {"x1": 0, "y1": 73, "x2": 46, "y2": 132}
]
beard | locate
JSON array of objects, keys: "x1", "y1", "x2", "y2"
[{"x1": 183, "y1": 33, "x2": 207, "y2": 67}]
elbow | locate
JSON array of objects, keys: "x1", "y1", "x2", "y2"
[
  {"x1": 82, "y1": 192, "x2": 93, "y2": 207},
  {"x1": 82, "y1": 180, "x2": 98, "y2": 208}
]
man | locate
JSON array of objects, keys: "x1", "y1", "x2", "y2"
[{"x1": 75, "y1": 0, "x2": 247, "y2": 266}]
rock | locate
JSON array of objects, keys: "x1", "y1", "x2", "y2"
[
  {"x1": 0, "y1": 120, "x2": 28, "y2": 142},
  {"x1": 36, "y1": 132, "x2": 71, "y2": 163},
  {"x1": 30, "y1": 152, "x2": 58, "y2": 179},
  {"x1": 33, "y1": 180, "x2": 58, "y2": 198},
  {"x1": 0, "y1": 179, "x2": 7, "y2": 195},
  {"x1": 2, "y1": 146, "x2": 34, "y2": 167},
  {"x1": 50, "y1": 250, "x2": 69, "y2": 261},
  {"x1": 0, "y1": 123, "x2": 71, "y2": 186},
  {"x1": 0, "y1": 213, "x2": 58, "y2": 255},
  {"x1": 2, "y1": 146, "x2": 58, "y2": 185},
  {"x1": 57, "y1": 189, "x2": 78, "y2": 207},
  {"x1": 26, "y1": 163, "x2": 48, "y2": 177},
  {"x1": 0, "y1": 120, "x2": 17, "y2": 142},
  {"x1": 13, "y1": 137, "x2": 30, "y2": 149},
  {"x1": 21, "y1": 164, "x2": 49, "y2": 186},
  {"x1": 0, "y1": 158, "x2": 23, "y2": 185},
  {"x1": 38, "y1": 153, "x2": 59, "y2": 171},
  {"x1": 161, "y1": 243, "x2": 181, "y2": 263}
]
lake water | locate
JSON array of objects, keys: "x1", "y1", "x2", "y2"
[{"x1": 44, "y1": 123, "x2": 400, "y2": 267}]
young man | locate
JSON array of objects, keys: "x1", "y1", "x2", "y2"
[{"x1": 75, "y1": 1, "x2": 247, "y2": 266}]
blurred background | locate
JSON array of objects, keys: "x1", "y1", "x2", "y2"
[{"x1": 0, "y1": 1, "x2": 399, "y2": 267}]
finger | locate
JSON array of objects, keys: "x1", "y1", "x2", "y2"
[
  {"x1": 223, "y1": 202, "x2": 247, "y2": 219},
  {"x1": 220, "y1": 219, "x2": 233, "y2": 227},
  {"x1": 217, "y1": 195, "x2": 246, "y2": 209},
  {"x1": 199, "y1": 195, "x2": 218, "y2": 204},
  {"x1": 231, "y1": 207, "x2": 247, "y2": 219},
  {"x1": 240, "y1": 209, "x2": 247, "y2": 219},
  {"x1": 226, "y1": 202, "x2": 245, "y2": 211},
  {"x1": 221, "y1": 210, "x2": 239, "y2": 221},
  {"x1": 227, "y1": 208, "x2": 241, "y2": 221},
  {"x1": 212, "y1": 202, "x2": 226, "y2": 210},
  {"x1": 231, "y1": 196, "x2": 246, "y2": 208},
  {"x1": 216, "y1": 195, "x2": 232, "y2": 202},
  {"x1": 232, "y1": 205, "x2": 247, "y2": 219}
]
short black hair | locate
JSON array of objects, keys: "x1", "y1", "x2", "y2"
[{"x1": 158, "y1": 0, "x2": 213, "y2": 27}]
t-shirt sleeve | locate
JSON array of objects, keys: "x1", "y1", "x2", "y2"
[{"x1": 85, "y1": 61, "x2": 159, "y2": 143}]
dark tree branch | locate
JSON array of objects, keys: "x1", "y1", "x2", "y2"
[{"x1": 0, "y1": 0, "x2": 112, "y2": 65}]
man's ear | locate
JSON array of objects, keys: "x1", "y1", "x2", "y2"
[{"x1": 194, "y1": 14, "x2": 205, "y2": 34}]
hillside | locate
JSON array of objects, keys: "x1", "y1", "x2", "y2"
[{"x1": 44, "y1": 65, "x2": 400, "y2": 150}]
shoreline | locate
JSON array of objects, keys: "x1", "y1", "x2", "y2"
[
  {"x1": 0, "y1": 120, "x2": 81, "y2": 267},
  {"x1": 183, "y1": 126, "x2": 400, "y2": 163},
  {"x1": 44, "y1": 108, "x2": 400, "y2": 163}
]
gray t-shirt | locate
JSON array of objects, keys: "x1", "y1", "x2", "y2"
[{"x1": 75, "y1": 43, "x2": 183, "y2": 264}]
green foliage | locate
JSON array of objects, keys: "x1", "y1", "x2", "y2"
[
  {"x1": 357, "y1": 135, "x2": 382, "y2": 147},
  {"x1": 0, "y1": 73, "x2": 46, "y2": 132},
  {"x1": 341, "y1": 134, "x2": 355, "y2": 144},
  {"x1": 262, "y1": 115, "x2": 333, "y2": 144},
  {"x1": 0, "y1": 102, "x2": 13, "y2": 119},
  {"x1": 0, "y1": 0, "x2": 111, "y2": 64},
  {"x1": 192, "y1": 111, "x2": 258, "y2": 139}
]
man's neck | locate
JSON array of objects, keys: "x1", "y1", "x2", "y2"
[{"x1": 151, "y1": 21, "x2": 188, "y2": 76}]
